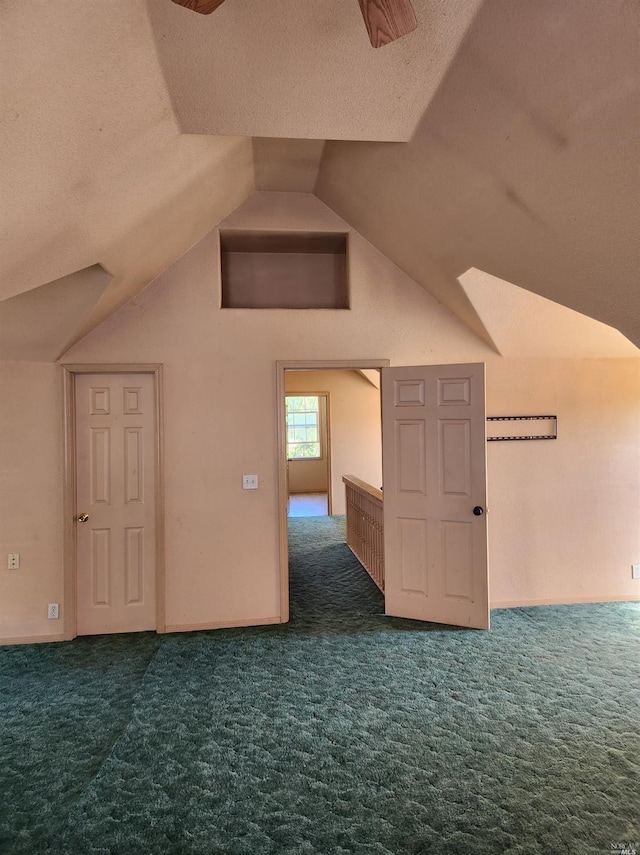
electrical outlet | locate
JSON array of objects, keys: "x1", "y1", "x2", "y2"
[
  {"x1": 632, "y1": 565, "x2": 640, "y2": 580},
  {"x1": 242, "y1": 474, "x2": 258, "y2": 490},
  {"x1": 47, "y1": 603, "x2": 59, "y2": 620},
  {"x1": 8, "y1": 553, "x2": 19, "y2": 570}
]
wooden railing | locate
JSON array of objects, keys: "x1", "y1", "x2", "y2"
[{"x1": 343, "y1": 475, "x2": 384, "y2": 592}]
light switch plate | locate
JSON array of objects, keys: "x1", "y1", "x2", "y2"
[{"x1": 242, "y1": 474, "x2": 258, "y2": 490}]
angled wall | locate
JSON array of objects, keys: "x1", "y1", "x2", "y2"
[
  {"x1": 459, "y1": 268, "x2": 639, "y2": 360},
  {"x1": 0, "y1": 265, "x2": 111, "y2": 361}
]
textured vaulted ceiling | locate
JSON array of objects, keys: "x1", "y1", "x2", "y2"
[
  {"x1": 0, "y1": 0, "x2": 254, "y2": 352},
  {"x1": 148, "y1": 0, "x2": 482, "y2": 141},
  {"x1": 315, "y1": 0, "x2": 640, "y2": 347},
  {"x1": 1, "y1": 0, "x2": 639, "y2": 357}
]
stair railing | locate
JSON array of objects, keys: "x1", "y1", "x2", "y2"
[{"x1": 342, "y1": 475, "x2": 384, "y2": 592}]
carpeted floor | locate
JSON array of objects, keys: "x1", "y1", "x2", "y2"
[
  {"x1": 0, "y1": 516, "x2": 639, "y2": 854},
  {"x1": 289, "y1": 515, "x2": 384, "y2": 622}
]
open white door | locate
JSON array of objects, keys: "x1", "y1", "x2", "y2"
[{"x1": 381, "y1": 363, "x2": 489, "y2": 629}]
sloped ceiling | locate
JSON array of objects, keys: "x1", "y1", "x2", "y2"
[
  {"x1": 148, "y1": 0, "x2": 483, "y2": 141},
  {"x1": 1, "y1": 0, "x2": 639, "y2": 355},
  {"x1": 316, "y1": 0, "x2": 640, "y2": 347},
  {"x1": 0, "y1": 0, "x2": 254, "y2": 350}
]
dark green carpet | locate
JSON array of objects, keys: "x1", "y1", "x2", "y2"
[
  {"x1": 289, "y1": 515, "x2": 384, "y2": 622},
  {"x1": 1, "y1": 517, "x2": 638, "y2": 854}
]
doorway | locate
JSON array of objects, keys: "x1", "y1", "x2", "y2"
[
  {"x1": 62, "y1": 364, "x2": 165, "y2": 640},
  {"x1": 277, "y1": 359, "x2": 490, "y2": 630},
  {"x1": 277, "y1": 360, "x2": 388, "y2": 622}
]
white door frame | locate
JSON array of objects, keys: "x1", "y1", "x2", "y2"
[
  {"x1": 61, "y1": 364, "x2": 165, "y2": 640},
  {"x1": 276, "y1": 359, "x2": 389, "y2": 622}
]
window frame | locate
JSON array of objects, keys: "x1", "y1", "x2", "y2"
[{"x1": 285, "y1": 394, "x2": 324, "y2": 460}]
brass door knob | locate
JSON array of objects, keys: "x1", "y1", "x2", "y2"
[{"x1": 77, "y1": 513, "x2": 90, "y2": 522}]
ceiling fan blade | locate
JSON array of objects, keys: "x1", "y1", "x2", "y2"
[
  {"x1": 357, "y1": 0, "x2": 417, "y2": 48},
  {"x1": 171, "y1": 0, "x2": 227, "y2": 14}
]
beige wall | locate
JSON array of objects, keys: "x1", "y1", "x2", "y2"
[
  {"x1": 285, "y1": 371, "x2": 382, "y2": 514},
  {"x1": 1, "y1": 192, "x2": 639, "y2": 642},
  {"x1": 288, "y1": 459, "x2": 328, "y2": 495},
  {"x1": 0, "y1": 363, "x2": 64, "y2": 641},
  {"x1": 487, "y1": 358, "x2": 640, "y2": 606}
]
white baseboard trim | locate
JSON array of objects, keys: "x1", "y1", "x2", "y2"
[
  {"x1": 163, "y1": 616, "x2": 282, "y2": 634},
  {"x1": 0, "y1": 633, "x2": 65, "y2": 646},
  {"x1": 491, "y1": 595, "x2": 640, "y2": 609}
]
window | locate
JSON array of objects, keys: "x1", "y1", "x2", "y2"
[{"x1": 286, "y1": 396, "x2": 321, "y2": 459}]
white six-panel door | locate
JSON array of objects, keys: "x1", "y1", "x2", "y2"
[
  {"x1": 381, "y1": 363, "x2": 489, "y2": 629},
  {"x1": 75, "y1": 373, "x2": 157, "y2": 635}
]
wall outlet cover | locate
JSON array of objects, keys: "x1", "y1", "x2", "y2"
[
  {"x1": 47, "y1": 603, "x2": 59, "y2": 619},
  {"x1": 632, "y1": 564, "x2": 640, "y2": 580}
]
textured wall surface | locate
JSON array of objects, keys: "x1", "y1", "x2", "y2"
[{"x1": 0, "y1": 364, "x2": 64, "y2": 640}]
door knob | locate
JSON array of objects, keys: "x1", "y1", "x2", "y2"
[
  {"x1": 77, "y1": 513, "x2": 90, "y2": 523},
  {"x1": 473, "y1": 506, "x2": 484, "y2": 516}
]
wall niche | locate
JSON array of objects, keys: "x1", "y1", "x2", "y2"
[{"x1": 220, "y1": 231, "x2": 349, "y2": 309}]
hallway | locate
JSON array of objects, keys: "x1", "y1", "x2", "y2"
[{"x1": 287, "y1": 515, "x2": 384, "y2": 623}]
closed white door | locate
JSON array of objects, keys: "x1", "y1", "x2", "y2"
[
  {"x1": 381, "y1": 363, "x2": 489, "y2": 629},
  {"x1": 75, "y1": 373, "x2": 157, "y2": 635}
]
